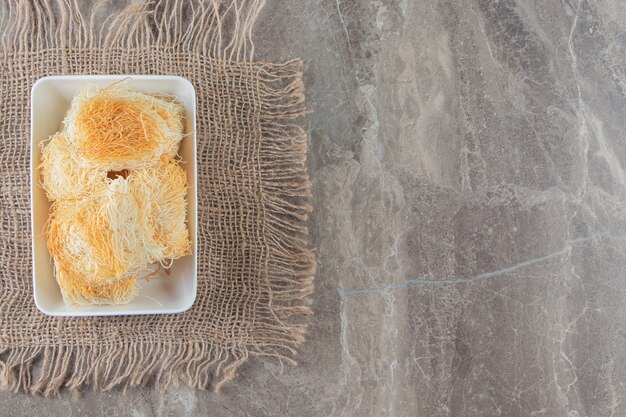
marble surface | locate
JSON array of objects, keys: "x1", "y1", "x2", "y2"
[{"x1": 4, "y1": 0, "x2": 626, "y2": 415}]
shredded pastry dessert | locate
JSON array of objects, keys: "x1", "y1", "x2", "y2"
[{"x1": 41, "y1": 83, "x2": 191, "y2": 305}]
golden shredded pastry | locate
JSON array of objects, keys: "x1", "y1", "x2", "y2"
[
  {"x1": 39, "y1": 132, "x2": 107, "y2": 201},
  {"x1": 54, "y1": 261, "x2": 137, "y2": 306},
  {"x1": 43, "y1": 83, "x2": 189, "y2": 306},
  {"x1": 63, "y1": 85, "x2": 184, "y2": 170},
  {"x1": 46, "y1": 179, "x2": 151, "y2": 287},
  {"x1": 133, "y1": 161, "x2": 191, "y2": 262}
]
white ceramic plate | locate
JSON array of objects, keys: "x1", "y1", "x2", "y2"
[{"x1": 30, "y1": 75, "x2": 197, "y2": 316}]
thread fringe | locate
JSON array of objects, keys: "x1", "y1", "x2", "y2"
[{"x1": 1, "y1": 0, "x2": 266, "y2": 61}]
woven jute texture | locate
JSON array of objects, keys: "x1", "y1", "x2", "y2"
[{"x1": 0, "y1": 0, "x2": 314, "y2": 395}]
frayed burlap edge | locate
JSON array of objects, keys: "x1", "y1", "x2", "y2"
[{"x1": 0, "y1": 0, "x2": 315, "y2": 396}]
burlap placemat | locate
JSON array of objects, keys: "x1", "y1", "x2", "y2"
[{"x1": 0, "y1": 0, "x2": 314, "y2": 395}]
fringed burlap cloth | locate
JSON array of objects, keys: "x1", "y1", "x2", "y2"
[{"x1": 0, "y1": 0, "x2": 314, "y2": 395}]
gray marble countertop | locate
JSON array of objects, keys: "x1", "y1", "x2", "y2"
[{"x1": 4, "y1": 0, "x2": 626, "y2": 416}]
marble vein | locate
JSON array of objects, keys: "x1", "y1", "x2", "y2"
[{"x1": 338, "y1": 232, "x2": 623, "y2": 297}]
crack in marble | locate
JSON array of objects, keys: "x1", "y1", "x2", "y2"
[
  {"x1": 338, "y1": 297, "x2": 364, "y2": 415},
  {"x1": 335, "y1": 0, "x2": 353, "y2": 58},
  {"x1": 358, "y1": 83, "x2": 385, "y2": 192},
  {"x1": 338, "y1": 232, "x2": 625, "y2": 297},
  {"x1": 566, "y1": 0, "x2": 591, "y2": 206}
]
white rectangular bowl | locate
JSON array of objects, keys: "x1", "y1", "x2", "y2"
[{"x1": 31, "y1": 75, "x2": 197, "y2": 316}]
